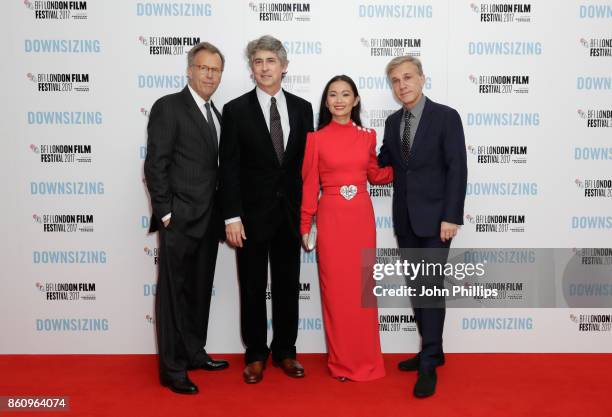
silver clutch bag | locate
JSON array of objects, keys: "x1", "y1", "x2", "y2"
[{"x1": 307, "y1": 220, "x2": 317, "y2": 251}]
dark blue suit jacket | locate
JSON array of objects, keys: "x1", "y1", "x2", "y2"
[{"x1": 378, "y1": 97, "x2": 467, "y2": 237}]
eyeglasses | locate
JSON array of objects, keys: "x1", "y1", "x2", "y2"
[{"x1": 191, "y1": 64, "x2": 223, "y2": 77}]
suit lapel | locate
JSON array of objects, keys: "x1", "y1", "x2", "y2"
[
  {"x1": 283, "y1": 90, "x2": 299, "y2": 166},
  {"x1": 181, "y1": 86, "x2": 207, "y2": 133},
  {"x1": 209, "y1": 100, "x2": 221, "y2": 154},
  {"x1": 390, "y1": 109, "x2": 408, "y2": 168},
  {"x1": 212, "y1": 101, "x2": 222, "y2": 123},
  {"x1": 410, "y1": 97, "x2": 433, "y2": 156},
  {"x1": 181, "y1": 86, "x2": 216, "y2": 156}
]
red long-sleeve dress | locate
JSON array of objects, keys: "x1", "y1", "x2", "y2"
[{"x1": 301, "y1": 120, "x2": 393, "y2": 381}]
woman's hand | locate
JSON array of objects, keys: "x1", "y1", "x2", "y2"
[{"x1": 302, "y1": 233, "x2": 312, "y2": 251}]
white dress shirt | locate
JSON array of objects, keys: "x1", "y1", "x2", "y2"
[{"x1": 162, "y1": 85, "x2": 221, "y2": 223}]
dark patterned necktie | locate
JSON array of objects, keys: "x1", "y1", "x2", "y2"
[
  {"x1": 401, "y1": 110, "x2": 412, "y2": 163},
  {"x1": 204, "y1": 102, "x2": 218, "y2": 153},
  {"x1": 270, "y1": 97, "x2": 284, "y2": 164}
]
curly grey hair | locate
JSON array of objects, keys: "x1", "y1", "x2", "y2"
[{"x1": 246, "y1": 35, "x2": 289, "y2": 67}]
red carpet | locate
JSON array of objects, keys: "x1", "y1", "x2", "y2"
[{"x1": 1, "y1": 354, "x2": 610, "y2": 417}]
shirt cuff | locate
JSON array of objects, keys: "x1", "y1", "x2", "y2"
[
  {"x1": 161, "y1": 213, "x2": 171, "y2": 222},
  {"x1": 224, "y1": 217, "x2": 241, "y2": 225}
]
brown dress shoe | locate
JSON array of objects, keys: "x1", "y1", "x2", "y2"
[
  {"x1": 272, "y1": 358, "x2": 305, "y2": 378},
  {"x1": 243, "y1": 361, "x2": 265, "y2": 384}
]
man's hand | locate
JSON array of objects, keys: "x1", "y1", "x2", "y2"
[
  {"x1": 163, "y1": 218, "x2": 171, "y2": 228},
  {"x1": 440, "y1": 221, "x2": 459, "y2": 242},
  {"x1": 226, "y1": 221, "x2": 246, "y2": 248}
]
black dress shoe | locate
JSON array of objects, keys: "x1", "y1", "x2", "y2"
[
  {"x1": 398, "y1": 354, "x2": 445, "y2": 372},
  {"x1": 398, "y1": 355, "x2": 421, "y2": 371},
  {"x1": 161, "y1": 378, "x2": 199, "y2": 395},
  {"x1": 192, "y1": 357, "x2": 229, "y2": 371},
  {"x1": 413, "y1": 369, "x2": 437, "y2": 398}
]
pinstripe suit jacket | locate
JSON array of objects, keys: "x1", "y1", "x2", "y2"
[{"x1": 144, "y1": 86, "x2": 221, "y2": 238}]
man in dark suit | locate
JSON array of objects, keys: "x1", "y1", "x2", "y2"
[
  {"x1": 219, "y1": 35, "x2": 313, "y2": 384},
  {"x1": 378, "y1": 56, "x2": 467, "y2": 398},
  {"x1": 144, "y1": 42, "x2": 229, "y2": 395}
]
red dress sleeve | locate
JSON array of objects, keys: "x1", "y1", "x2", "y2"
[
  {"x1": 301, "y1": 132, "x2": 320, "y2": 235},
  {"x1": 367, "y1": 130, "x2": 393, "y2": 184}
]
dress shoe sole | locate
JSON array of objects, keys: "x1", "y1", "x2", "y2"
[
  {"x1": 414, "y1": 391, "x2": 435, "y2": 399},
  {"x1": 243, "y1": 378, "x2": 263, "y2": 384},
  {"x1": 167, "y1": 387, "x2": 199, "y2": 395},
  {"x1": 199, "y1": 364, "x2": 229, "y2": 371},
  {"x1": 161, "y1": 382, "x2": 199, "y2": 395}
]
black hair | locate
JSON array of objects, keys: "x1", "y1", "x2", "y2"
[{"x1": 317, "y1": 75, "x2": 362, "y2": 130}]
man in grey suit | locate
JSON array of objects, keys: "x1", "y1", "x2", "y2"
[
  {"x1": 378, "y1": 56, "x2": 467, "y2": 398},
  {"x1": 144, "y1": 42, "x2": 228, "y2": 395}
]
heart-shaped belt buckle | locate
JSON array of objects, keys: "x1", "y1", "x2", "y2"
[{"x1": 340, "y1": 185, "x2": 357, "y2": 200}]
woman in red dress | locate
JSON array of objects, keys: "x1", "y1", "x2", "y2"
[{"x1": 301, "y1": 75, "x2": 393, "y2": 381}]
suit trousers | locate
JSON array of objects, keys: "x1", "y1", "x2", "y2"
[
  {"x1": 397, "y1": 217, "x2": 450, "y2": 372},
  {"x1": 236, "y1": 209, "x2": 301, "y2": 364},
  {"x1": 156, "y1": 222, "x2": 218, "y2": 381}
]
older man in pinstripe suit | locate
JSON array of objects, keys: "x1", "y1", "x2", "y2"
[{"x1": 144, "y1": 42, "x2": 228, "y2": 395}]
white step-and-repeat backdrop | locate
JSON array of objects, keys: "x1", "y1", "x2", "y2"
[{"x1": 1, "y1": 0, "x2": 611, "y2": 354}]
